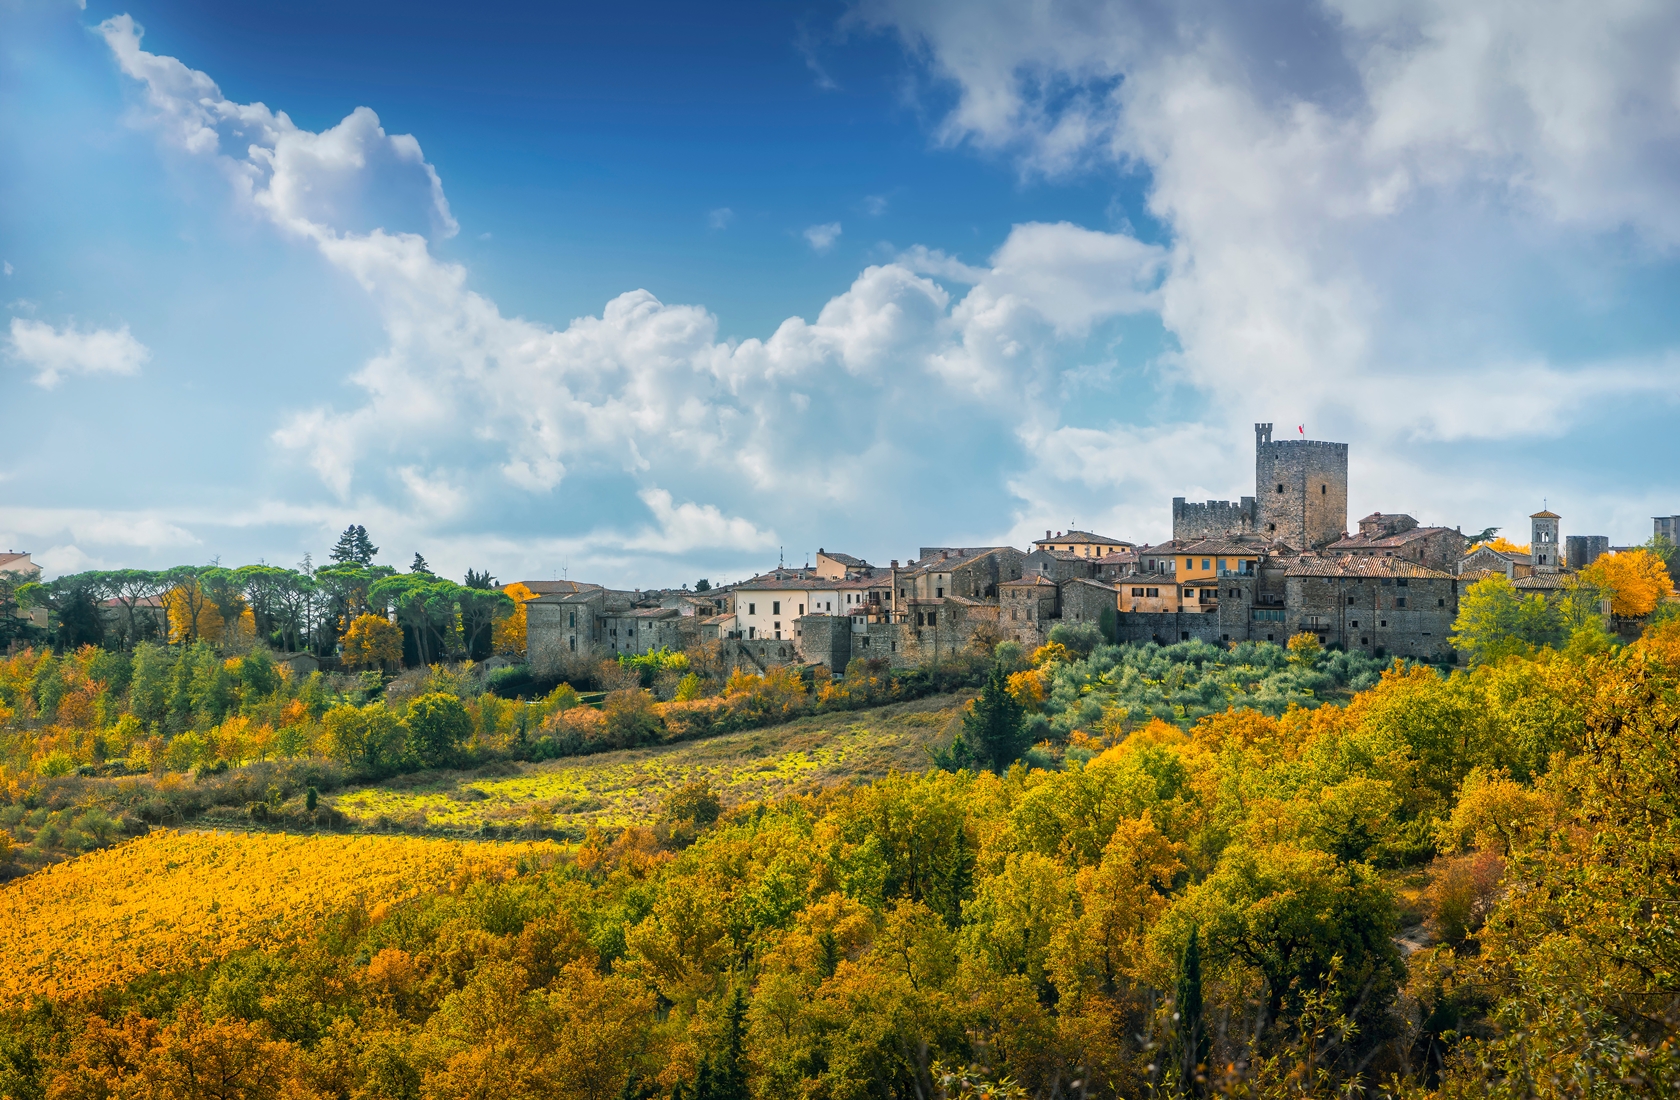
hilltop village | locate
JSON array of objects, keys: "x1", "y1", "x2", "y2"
[{"x1": 505, "y1": 423, "x2": 1650, "y2": 678}]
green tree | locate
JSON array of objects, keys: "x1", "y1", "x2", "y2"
[
  {"x1": 1451, "y1": 574, "x2": 1564, "y2": 665},
  {"x1": 406, "y1": 692, "x2": 472, "y2": 767},
  {"x1": 329, "y1": 524, "x2": 379, "y2": 566},
  {"x1": 410, "y1": 552, "x2": 432, "y2": 574},
  {"x1": 694, "y1": 986, "x2": 749, "y2": 1100},
  {"x1": 1175, "y1": 926, "x2": 1210, "y2": 1097},
  {"x1": 323, "y1": 702, "x2": 406, "y2": 771},
  {"x1": 963, "y1": 662, "x2": 1029, "y2": 772}
]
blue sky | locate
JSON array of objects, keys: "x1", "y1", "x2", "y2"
[{"x1": 3, "y1": 0, "x2": 1679, "y2": 586}]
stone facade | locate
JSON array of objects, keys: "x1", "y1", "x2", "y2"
[
  {"x1": 999, "y1": 575, "x2": 1060, "y2": 648},
  {"x1": 1327, "y1": 513, "x2": 1467, "y2": 572},
  {"x1": 1172, "y1": 497, "x2": 1258, "y2": 541},
  {"x1": 1565, "y1": 535, "x2": 1609, "y2": 570},
  {"x1": 1060, "y1": 578, "x2": 1119, "y2": 629},
  {"x1": 1530, "y1": 511, "x2": 1561, "y2": 573},
  {"x1": 1111, "y1": 611, "x2": 1222, "y2": 646},
  {"x1": 1458, "y1": 545, "x2": 1531, "y2": 579},
  {"x1": 1284, "y1": 557, "x2": 1457, "y2": 661},
  {"x1": 1023, "y1": 548, "x2": 1097, "y2": 584},
  {"x1": 1254, "y1": 423, "x2": 1349, "y2": 549}
]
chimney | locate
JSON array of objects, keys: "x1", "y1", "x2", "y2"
[{"x1": 1045, "y1": 530, "x2": 1051, "y2": 540}]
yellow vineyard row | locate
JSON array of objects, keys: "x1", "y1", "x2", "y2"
[{"x1": 0, "y1": 829, "x2": 555, "y2": 1006}]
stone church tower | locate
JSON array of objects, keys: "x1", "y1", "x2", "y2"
[
  {"x1": 1531, "y1": 509, "x2": 1561, "y2": 573},
  {"x1": 1254, "y1": 423, "x2": 1349, "y2": 550}
]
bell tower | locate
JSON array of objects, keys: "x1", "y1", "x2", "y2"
[{"x1": 1531, "y1": 508, "x2": 1560, "y2": 573}]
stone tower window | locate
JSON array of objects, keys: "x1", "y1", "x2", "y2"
[
  {"x1": 1321, "y1": 485, "x2": 1327, "y2": 494},
  {"x1": 1277, "y1": 484, "x2": 1285, "y2": 493}
]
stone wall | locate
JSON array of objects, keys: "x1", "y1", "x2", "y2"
[
  {"x1": 1172, "y1": 496, "x2": 1258, "y2": 541},
  {"x1": 1112, "y1": 610, "x2": 1222, "y2": 646},
  {"x1": 1284, "y1": 573, "x2": 1457, "y2": 661},
  {"x1": 796, "y1": 613, "x2": 851, "y2": 671},
  {"x1": 1565, "y1": 535, "x2": 1608, "y2": 570},
  {"x1": 1256, "y1": 436, "x2": 1349, "y2": 549}
]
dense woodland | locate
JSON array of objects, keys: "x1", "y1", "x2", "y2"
[{"x1": 0, "y1": 632, "x2": 1676, "y2": 1098}]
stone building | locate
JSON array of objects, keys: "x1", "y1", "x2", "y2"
[
  {"x1": 1031, "y1": 530, "x2": 1134, "y2": 559},
  {"x1": 1530, "y1": 510, "x2": 1561, "y2": 574},
  {"x1": 1283, "y1": 557, "x2": 1457, "y2": 661},
  {"x1": 1327, "y1": 513, "x2": 1468, "y2": 572},
  {"x1": 1171, "y1": 423, "x2": 1348, "y2": 550},
  {"x1": 895, "y1": 546, "x2": 1025, "y2": 604},
  {"x1": 999, "y1": 574, "x2": 1060, "y2": 647},
  {"x1": 1254, "y1": 423, "x2": 1349, "y2": 549},
  {"x1": 1061, "y1": 578, "x2": 1120, "y2": 629},
  {"x1": 1023, "y1": 548, "x2": 1097, "y2": 584},
  {"x1": 1565, "y1": 535, "x2": 1609, "y2": 571},
  {"x1": 1458, "y1": 545, "x2": 1532, "y2": 579}
]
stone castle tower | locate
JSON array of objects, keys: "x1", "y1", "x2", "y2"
[
  {"x1": 1531, "y1": 509, "x2": 1560, "y2": 573},
  {"x1": 1254, "y1": 423, "x2": 1348, "y2": 550}
]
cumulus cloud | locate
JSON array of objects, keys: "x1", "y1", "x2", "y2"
[
  {"x1": 92, "y1": 5, "x2": 1680, "y2": 577},
  {"x1": 860, "y1": 0, "x2": 1680, "y2": 531},
  {"x1": 6, "y1": 318, "x2": 149, "y2": 388},
  {"x1": 803, "y1": 222, "x2": 842, "y2": 252}
]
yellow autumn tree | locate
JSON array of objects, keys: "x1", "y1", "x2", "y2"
[
  {"x1": 1581, "y1": 548, "x2": 1673, "y2": 617},
  {"x1": 493, "y1": 582, "x2": 539, "y2": 657},
  {"x1": 341, "y1": 612, "x2": 403, "y2": 671},
  {"x1": 163, "y1": 582, "x2": 224, "y2": 645},
  {"x1": 1473, "y1": 536, "x2": 1530, "y2": 555}
]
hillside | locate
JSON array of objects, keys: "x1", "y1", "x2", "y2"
[{"x1": 327, "y1": 693, "x2": 967, "y2": 837}]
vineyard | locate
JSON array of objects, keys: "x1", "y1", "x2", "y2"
[{"x1": 0, "y1": 829, "x2": 556, "y2": 1006}]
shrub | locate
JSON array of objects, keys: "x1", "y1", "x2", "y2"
[{"x1": 405, "y1": 692, "x2": 472, "y2": 768}]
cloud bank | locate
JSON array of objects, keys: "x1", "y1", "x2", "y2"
[
  {"x1": 67, "y1": 4, "x2": 1680, "y2": 583},
  {"x1": 7, "y1": 319, "x2": 149, "y2": 388}
]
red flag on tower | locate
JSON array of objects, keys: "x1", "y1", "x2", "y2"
[{"x1": 1297, "y1": 425, "x2": 1305, "y2": 436}]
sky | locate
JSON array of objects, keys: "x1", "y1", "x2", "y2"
[{"x1": 2, "y1": 0, "x2": 1678, "y2": 587}]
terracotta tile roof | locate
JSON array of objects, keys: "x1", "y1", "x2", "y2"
[
  {"x1": 520, "y1": 580, "x2": 602, "y2": 595},
  {"x1": 1513, "y1": 574, "x2": 1571, "y2": 590},
  {"x1": 734, "y1": 572, "x2": 838, "y2": 591},
  {"x1": 1285, "y1": 556, "x2": 1453, "y2": 579},
  {"x1": 1457, "y1": 569, "x2": 1506, "y2": 585},
  {"x1": 1001, "y1": 574, "x2": 1059, "y2": 587},
  {"x1": 1328, "y1": 526, "x2": 1460, "y2": 550},
  {"x1": 818, "y1": 550, "x2": 870, "y2": 567},
  {"x1": 1530, "y1": 510, "x2": 1561, "y2": 519},
  {"x1": 1031, "y1": 530, "x2": 1133, "y2": 548}
]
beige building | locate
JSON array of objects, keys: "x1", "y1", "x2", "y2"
[
  {"x1": 1032, "y1": 529, "x2": 1135, "y2": 559},
  {"x1": 0, "y1": 552, "x2": 42, "y2": 582}
]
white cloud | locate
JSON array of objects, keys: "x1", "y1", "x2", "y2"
[
  {"x1": 6, "y1": 318, "x2": 149, "y2": 388},
  {"x1": 803, "y1": 221, "x2": 843, "y2": 252},
  {"x1": 863, "y1": 195, "x2": 888, "y2": 216},
  {"x1": 629, "y1": 488, "x2": 778, "y2": 553},
  {"x1": 3, "y1": 262, "x2": 11, "y2": 276},
  {"x1": 708, "y1": 207, "x2": 734, "y2": 229}
]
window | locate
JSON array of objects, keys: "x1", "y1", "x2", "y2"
[
  {"x1": 748, "y1": 627, "x2": 755, "y2": 639},
  {"x1": 1397, "y1": 578, "x2": 1409, "y2": 587},
  {"x1": 1251, "y1": 609, "x2": 1284, "y2": 622},
  {"x1": 1321, "y1": 484, "x2": 1327, "y2": 494},
  {"x1": 1438, "y1": 598, "x2": 1445, "y2": 607},
  {"x1": 799, "y1": 604, "x2": 804, "y2": 615},
  {"x1": 748, "y1": 603, "x2": 756, "y2": 615},
  {"x1": 1201, "y1": 558, "x2": 1210, "y2": 570},
  {"x1": 773, "y1": 600, "x2": 781, "y2": 614},
  {"x1": 1184, "y1": 588, "x2": 1194, "y2": 598},
  {"x1": 927, "y1": 611, "x2": 937, "y2": 626},
  {"x1": 1146, "y1": 587, "x2": 1159, "y2": 597},
  {"x1": 1361, "y1": 637, "x2": 1369, "y2": 645},
  {"x1": 936, "y1": 587, "x2": 943, "y2": 597},
  {"x1": 1347, "y1": 596, "x2": 1356, "y2": 605},
  {"x1": 1396, "y1": 597, "x2": 1407, "y2": 607},
  {"x1": 1277, "y1": 483, "x2": 1285, "y2": 493},
  {"x1": 1132, "y1": 587, "x2": 1144, "y2": 597},
  {"x1": 1380, "y1": 620, "x2": 1388, "y2": 627},
  {"x1": 1351, "y1": 620, "x2": 1359, "y2": 628},
  {"x1": 568, "y1": 637, "x2": 575, "y2": 651},
  {"x1": 1220, "y1": 559, "x2": 1228, "y2": 570},
  {"x1": 1184, "y1": 558, "x2": 1193, "y2": 570},
  {"x1": 1267, "y1": 523, "x2": 1276, "y2": 532},
  {"x1": 568, "y1": 611, "x2": 575, "y2": 628}
]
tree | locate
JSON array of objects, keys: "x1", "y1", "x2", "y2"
[
  {"x1": 458, "y1": 585, "x2": 514, "y2": 662},
  {"x1": 1286, "y1": 631, "x2": 1323, "y2": 665},
  {"x1": 1580, "y1": 548, "x2": 1673, "y2": 618},
  {"x1": 1175, "y1": 927, "x2": 1210, "y2": 1096},
  {"x1": 695, "y1": 986, "x2": 749, "y2": 1100},
  {"x1": 1451, "y1": 574, "x2": 1564, "y2": 665},
  {"x1": 323, "y1": 702, "x2": 406, "y2": 771},
  {"x1": 464, "y1": 568, "x2": 496, "y2": 589},
  {"x1": 494, "y1": 582, "x2": 539, "y2": 657},
  {"x1": 341, "y1": 612, "x2": 403, "y2": 671},
  {"x1": 695, "y1": 578, "x2": 711, "y2": 592},
  {"x1": 410, "y1": 552, "x2": 432, "y2": 575},
  {"x1": 963, "y1": 662, "x2": 1029, "y2": 772},
  {"x1": 406, "y1": 692, "x2": 472, "y2": 767},
  {"x1": 329, "y1": 524, "x2": 378, "y2": 566}
]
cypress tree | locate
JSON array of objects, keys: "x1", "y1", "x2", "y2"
[
  {"x1": 963, "y1": 662, "x2": 1028, "y2": 773},
  {"x1": 1176, "y1": 926, "x2": 1210, "y2": 1096}
]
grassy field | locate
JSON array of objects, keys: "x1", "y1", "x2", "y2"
[{"x1": 331, "y1": 692, "x2": 970, "y2": 835}]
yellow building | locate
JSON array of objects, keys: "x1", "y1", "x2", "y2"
[{"x1": 1032, "y1": 529, "x2": 1135, "y2": 559}]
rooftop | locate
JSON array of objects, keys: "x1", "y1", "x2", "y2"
[
  {"x1": 1032, "y1": 530, "x2": 1133, "y2": 547},
  {"x1": 1285, "y1": 556, "x2": 1453, "y2": 579},
  {"x1": 1329, "y1": 525, "x2": 1461, "y2": 550}
]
